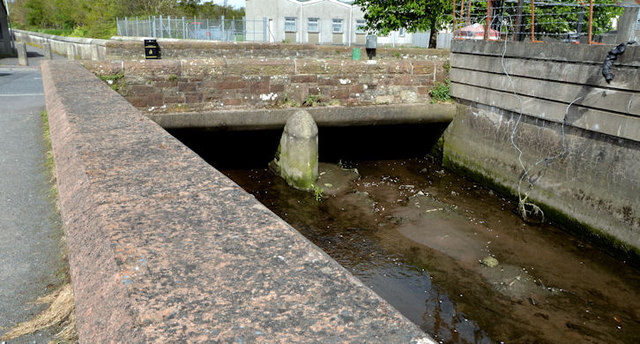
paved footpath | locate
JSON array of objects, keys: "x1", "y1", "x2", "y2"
[{"x1": 0, "y1": 46, "x2": 65, "y2": 343}]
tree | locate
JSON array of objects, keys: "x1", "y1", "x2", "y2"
[{"x1": 354, "y1": 0, "x2": 452, "y2": 48}]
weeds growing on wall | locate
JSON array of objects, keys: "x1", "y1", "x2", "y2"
[
  {"x1": 97, "y1": 73, "x2": 125, "y2": 92},
  {"x1": 430, "y1": 79, "x2": 450, "y2": 103}
]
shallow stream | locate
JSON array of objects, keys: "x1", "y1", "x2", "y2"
[{"x1": 171, "y1": 126, "x2": 640, "y2": 343}]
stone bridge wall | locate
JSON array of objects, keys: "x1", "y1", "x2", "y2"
[
  {"x1": 84, "y1": 58, "x2": 448, "y2": 113},
  {"x1": 13, "y1": 29, "x2": 107, "y2": 60},
  {"x1": 446, "y1": 40, "x2": 640, "y2": 259},
  {"x1": 41, "y1": 59, "x2": 433, "y2": 343}
]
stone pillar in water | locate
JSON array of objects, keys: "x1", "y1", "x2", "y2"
[{"x1": 272, "y1": 110, "x2": 319, "y2": 191}]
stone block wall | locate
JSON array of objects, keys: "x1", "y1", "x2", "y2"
[
  {"x1": 106, "y1": 38, "x2": 449, "y2": 61},
  {"x1": 84, "y1": 58, "x2": 448, "y2": 113}
]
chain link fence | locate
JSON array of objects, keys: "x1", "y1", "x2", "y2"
[
  {"x1": 116, "y1": 16, "x2": 268, "y2": 42},
  {"x1": 452, "y1": 0, "x2": 637, "y2": 44}
]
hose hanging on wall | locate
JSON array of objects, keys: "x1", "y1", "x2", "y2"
[{"x1": 602, "y1": 41, "x2": 637, "y2": 83}]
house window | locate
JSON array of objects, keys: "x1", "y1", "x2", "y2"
[
  {"x1": 399, "y1": 28, "x2": 406, "y2": 37},
  {"x1": 356, "y1": 19, "x2": 366, "y2": 34},
  {"x1": 285, "y1": 17, "x2": 297, "y2": 32},
  {"x1": 308, "y1": 18, "x2": 319, "y2": 33},
  {"x1": 332, "y1": 19, "x2": 343, "y2": 34}
]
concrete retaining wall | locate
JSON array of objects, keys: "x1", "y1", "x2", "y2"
[
  {"x1": 446, "y1": 40, "x2": 640, "y2": 258},
  {"x1": 13, "y1": 29, "x2": 107, "y2": 60},
  {"x1": 83, "y1": 58, "x2": 448, "y2": 113},
  {"x1": 41, "y1": 59, "x2": 434, "y2": 343}
]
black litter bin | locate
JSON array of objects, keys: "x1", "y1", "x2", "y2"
[{"x1": 144, "y1": 39, "x2": 160, "y2": 59}]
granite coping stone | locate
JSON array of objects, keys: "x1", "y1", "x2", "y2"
[{"x1": 41, "y1": 59, "x2": 435, "y2": 343}]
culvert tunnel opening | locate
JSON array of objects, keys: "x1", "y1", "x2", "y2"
[
  {"x1": 168, "y1": 123, "x2": 640, "y2": 344},
  {"x1": 168, "y1": 123, "x2": 449, "y2": 170}
]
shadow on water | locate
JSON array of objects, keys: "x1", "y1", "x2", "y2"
[{"x1": 169, "y1": 124, "x2": 640, "y2": 344}]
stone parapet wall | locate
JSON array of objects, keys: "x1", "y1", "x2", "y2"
[
  {"x1": 41, "y1": 59, "x2": 434, "y2": 343},
  {"x1": 446, "y1": 40, "x2": 640, "y2": 258},
  {"x1": 106, "y1": 37, "x2": 449, "y2": 61},
  {"x1": 84, "y1": 58, "x2": 447, "y2": 112},
  {"x1": 13, "y1": 29, "x2": 107, "y2": 60}
]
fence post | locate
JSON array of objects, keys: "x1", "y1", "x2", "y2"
[
  {"x1": 484, "y1": 0, "x2": 491, "y2": 40},
  {"x1": 459, "y1": 0, "x2": 465, "y2": 33},
  {"x1": 263, "y1": 17, "x2": 268, "y2": 42},
  {"x1": 588, "y1": 0, "x2": 594, "y2": 44},
  {"x1": 153, "y1": 16, "x2": 157, "y2": 38},
  {"x1": 243, "y1": 17, "x2": 246, "y2": 42},
  {"x1": 513, "y1": 0, "x2": 523, "y2": 41},
  {"x1": 452, "y1": 0, "x2": 457, "y2": 39},
  {"x1": 222, "y1": 15, "x2": 225, "y2": 41},
  {"x1": 125, "y1": 17, "x2": 129, "y2": 37}
]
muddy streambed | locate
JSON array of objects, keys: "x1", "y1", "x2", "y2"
[
  {"x1": 220, "y1": 159, "x2": 639, "y2": 343},
  {"x1": 170, "y1": 127, "x2": 640, "y2": 343}
]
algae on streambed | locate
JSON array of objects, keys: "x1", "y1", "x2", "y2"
[{"x1": 222, "y1": 158, "x2": 640, "y2": 344}]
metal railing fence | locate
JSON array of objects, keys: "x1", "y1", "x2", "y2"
[{"x1": 116, "y1": 16, "x2": 268, "y2": 42}]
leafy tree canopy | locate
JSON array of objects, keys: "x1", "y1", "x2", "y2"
[
  {"x1": 9, "y1": 0, "x2": 245, "y2": 39},
  {"x1": 354, "y1": 0, "x2": 452, "y2": 34},
  {"x1": 353, "y1": 0, "x2": 452, "y2": 48}
]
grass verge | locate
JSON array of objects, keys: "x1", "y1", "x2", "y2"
[{"x1": 1, "y1": 111, "x2": 78, "y2": 344}]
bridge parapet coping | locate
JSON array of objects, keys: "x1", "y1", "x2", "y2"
[{"x1": 41, "y1": 59, "x2": 434, "y2": 343}]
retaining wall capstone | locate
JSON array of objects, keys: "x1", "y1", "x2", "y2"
[
  {"x1": 106, "y1": 37, "x2": 449, "y2": 61},
  {"x1": 41, "y1": 59, "x2": 435, "y2": 343},
  {"x1": 84, "y1": 58, "x2": 448, "y2": 113}
]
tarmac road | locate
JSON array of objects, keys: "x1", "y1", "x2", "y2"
[{"x1": 0, "y1": 50, "x2": 65, "y2": 343}]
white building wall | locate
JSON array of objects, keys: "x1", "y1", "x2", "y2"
[{"x1": 245, "y1": 0, "x2": 424, "y2": 46}]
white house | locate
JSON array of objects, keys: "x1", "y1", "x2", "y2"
[{"x1": 245, "y1": 0, "x2": 427, "y2": 46}]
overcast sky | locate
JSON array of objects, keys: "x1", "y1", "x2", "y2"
[{"x1": 205, "y1": 0, "x2": 246, "y2": 9}]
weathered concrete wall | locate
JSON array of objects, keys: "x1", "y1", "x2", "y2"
[
  {"x1": 41, "y1": 59, "x2": 435, "y2": 343},
  {"x1": 84, "y1": 58, "x2": 448, "y2": 113},
  {"x1": 13, "y1": 29, "x2": 107, "y2": 60},
  {"x1": 106, "y1": 37, "x2": 448, "y2": 61},
  {"x1": 447, "y1": 40, "x2": 640, "y2": 257},
  {"x1": 145, "y1": 104, "x2": 455, "y2": 130}
]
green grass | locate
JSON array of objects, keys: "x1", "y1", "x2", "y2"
[
  {"x1": 32, "y1": 28, "x2": 75, "y2": 36},
  {"x1": 40, "y1": 111, "x2": 58, "y2": 201}
]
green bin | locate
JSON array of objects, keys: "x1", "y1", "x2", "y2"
[{"x1": 352, "y1": 48, "x2": 361, "y2": 61}]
